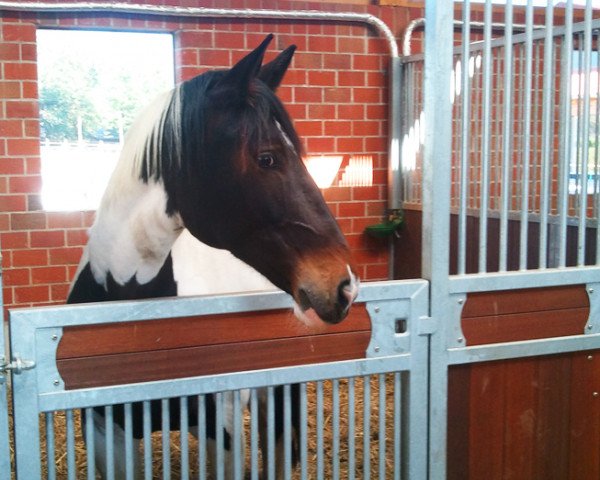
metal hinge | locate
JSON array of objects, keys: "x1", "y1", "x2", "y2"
[
  {"x1": 418, "y1": 315, "x2": 438, "y2": 335},
  {"x1": 0, "y1": 355, "x2": 35, "y2": 376}
]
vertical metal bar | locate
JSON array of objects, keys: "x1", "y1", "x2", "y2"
[
  {"x1": 499, "y1": 0, "x2": 514, "y2": 271},
  {"x1": 180, "y1": 397, "x2": 189, "y2": 480},
  {"x1": 362, "y1": 376, "x2": 371, "y2": 480},
  {"x1": 233, "y1": 391, "x2": 242, "y2": 480},
  {"x1": 458, "y1": 0, "x2": 471, "y2": 274},
  {"x1": 378, "y1": 375, "x2": 386, "y2": 480},
  {"x1": 105, "y1": 405, "x2": 115, "y2": 480},
  {"x1": 283, "y1": 385, "x2": 292, "y2": 480},
  {"x1": 332, "y1": 379, "x2": 340, "y2": 479},
  {"x1": 577, "y1": 0, "x2": 593, "y2": 265},
  {"x1": 143, "y1": 401, "x2": 152, "y2": 480},
  {"x1": 215, "y1": 393, "x2": 225, "y2": 480},
  {"x1": 479, "y1": 0, "x2": 494, "y2": 273},
  {"x1": 299, "y1": 383, "x2": 308, "y2": 480},
  {"x1": 266, "y1": 387, "x2": 275, "y2": 480},
  {"x1": 46, "y1": 412, "x2": 56, "y2": 480},
  {"x1": 198, "y1": 395, "x2": 207, "y2": 480},
  {"x1": 161, "y1": 399, "x2": 171, "y2": 480},
  {"x1": 66, "y1": 409, "x2": 76, "y2": 480},
  {"x1": 559, "y1": 1, "x2": 574, "y2": 267},
  {"x1": 595, "y1": 30, "x2": 600, "y2": 264},
  {"x1": 348, "y1": 377, "x2": 356, "y2": 480},
  {"x1": 85, "y1": 408, "x2": 96, "y2": 480},
  {"x1": 250, "y1": 389, "x2": 259, "y2": 480},
  {"x1": 393, "y1": 373, "x2": 401, "y2": 480},
  {"x1": 520, "y1": 0, "x2": 535, "y2": 270},
  {"x1": 539, "y1": 0, "x2": 555, "y2": 268},
  {"x1": 124, "y1": 403, "x2": 134, "y2": 480},
  {"x1": 316, "y1": 381, "x2": 324, "y2": 480}
]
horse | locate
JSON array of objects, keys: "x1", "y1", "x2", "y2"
[{"x1": 67, "y1": 34, "x2": 359, "y2": 479}]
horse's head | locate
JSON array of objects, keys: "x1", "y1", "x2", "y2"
[{"x1": 160, "y1": 35, "x2": 358, "y2": 325}]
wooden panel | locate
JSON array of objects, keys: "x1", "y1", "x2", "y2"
[
  {"x1": 448, "y1": 351, "x2": 600, "y2": 480},
  {"x1": 58, "y1": 304, "x2": 371, "y2": 359},
  {"x1": 461, "y1": 285, "x2": 589, "y2": 346},
  {"x1": 58, "y1": 330, "x2": 371, "y2": 389}
]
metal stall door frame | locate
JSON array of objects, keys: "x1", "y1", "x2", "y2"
[
  {"x1": 8, "y1": 280, "x2": 430, "y2": 479},
  {"x1": 420, "y1": 2, "x2": 600, "y2": 479},
  {"x1": 0, "y1": 257, "x2": 13, "y2": 479}
]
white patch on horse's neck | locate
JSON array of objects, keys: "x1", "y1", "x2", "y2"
[
  {"x1": 83, "y1": 88, "x2": 184, "y2": 288},
  {"x1": 87, "y1": 180, "x2": 182, "y2": 287}
]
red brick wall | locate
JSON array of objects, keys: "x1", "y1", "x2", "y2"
[{"x1": 0, "y1": 0, "x2": 422, "y2": 317}]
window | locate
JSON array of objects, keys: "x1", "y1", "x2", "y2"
[{"x1": 37, "y1": 29, "x2": 175, "y2": 211}]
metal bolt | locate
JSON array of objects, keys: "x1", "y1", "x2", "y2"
[
  {"x1": 374, "y1": 306, "x2": 380, "y2": 313},
  {"x1": 458, "y1": 299, "x2": 464, "y2": 305},
  {"x1": 53, "y1": 380, "x2": 60, "y2": 387},
  {"x1": 594, "y1": 392, "x2": 599, "y2": 398},
  {"x1": 588, "y1": 324, "x2": 594, "y2": 330},
  {"x1": 589, "y1": 288, "x2": 595, "y2": 294},
  {"x1": 51, "y1": 334, "x2": 58, "y2": 341},
  {"x1": 457, "y1": 337, "x2": 464, "y2": 344},
  {"x1": 588, "y1": 355, "x2": 594, "y2": 361},
  {"x1": 374, "y1": 346, "x2": 380, "y2": 353}
]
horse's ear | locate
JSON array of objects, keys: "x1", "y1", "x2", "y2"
[
  {"x1": 258, "y1": 45, "x2": 296, "y2": 91},
  {"x1": 215, "y1": 34, "x2": 273, "y2": 98}
]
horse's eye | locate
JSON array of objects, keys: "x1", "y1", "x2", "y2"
[{"x1": 257, "y1": 152, "x2": 276, "y2": 169}]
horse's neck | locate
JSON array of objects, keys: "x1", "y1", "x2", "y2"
[{"x1": 85, "y1": 180, "x2": 182, "y2": 291}]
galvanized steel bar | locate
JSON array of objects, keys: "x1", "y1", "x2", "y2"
[
  {"x1": 479, "y1": 0, "x2": 493, "y2": 273},
  {"x1": 519, "y1": 0, "x2": 534, "y2": 270},
  {"x1": 232, "y1": 391, "x2": 242, "y2": 480},
  {"x1": 332, "y1": 379, "x2": 340, "y2": 479},
  {"x1": 143, "y1": 400, "x2": 152, "y2": 480},
  {"x1": 539, "y1": 0, "x2": 555, "y2": 268},
  {"x1": 558, "y1": 0, "x2": 574, "y2": 268},
  {"x1": 362, "y1": 376, "x2": 371, "y2": 480},
  {"x1": 66, "y1": 409, "x2": 76, "y2": 480},
  {"x1": 316, "y1": 381, "x2": 324, "y2": 480},
  {"x1": 393, "y1": 373, "x2": 401, "y2": 480},
  {"x1": 124, "y1": 403, "x2": 134, "y2": 480},
  {"x1": 378, "y1": 374, "x2": 386, "y2": 480},
  {"x1": 85, "y1": 408, "x2": 95, "y2": 480},
  {"x1": 105, "y1": 406, "x2": 115, "y2": 480},
  {"x1": 299, "y1": 383, "x2": 308, "y2": 480},
  {"x1": 577, "y1": 0, "x2": 594, "y2": 265},
  {"x1": 283, "y1": 385, "x2": 292, "y2": 480},
  {"x1": 215, "y1": 393, "x2": 224, "y2": 480},
  {"x1": 197, "y1": 395, "x2": 207, "y2": 480},
  {"x1": 347, "y1": 377, "x2": 356, "y2": 480},
  {"x1": 499, "y1": 0, "x2": 514, "y2": 272},
  {"x1": 458, "y1": 0, "x2": 471, "y2": 275},
  {"x1": 161, "y1": 398, "x2": 171, "y2": 480},
  {"x1": 266, "y1": 387, "x2": 275, "y2": 480},
  {"x1": 179, "y1": 397, "x2": 190, "y2": 480},
  {"x1": 46, "y1": 412, "x2": 56, "y2": 480},
  {"x1": 250, "y1": 389, "x2": 259, "y2": 480}
]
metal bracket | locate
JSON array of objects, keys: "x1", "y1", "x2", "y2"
[
  {"x1": 585, "y1": 283, "x2": 600, "y2": 334},
  {"x1": 0, "y1": 354, "x2": 35, "y2": 376},
  {"x1": 418, "y1": 315, "x2": 437, "y2": 335}
]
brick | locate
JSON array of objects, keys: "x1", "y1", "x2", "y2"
[
  {"x1": 323, "y1": 187, "x2": 352, "y2": 202},
  {"x1": 0, "y1": 119, "x2": 23, "y2": 137},
  {"x1": 295, "y1": 87, "x2": 323, "y2": 103},
  {"x1": 307, "y1": 71, "x2": 335, "y2": 86},
  {"x1": 0, "y1": 194, "x2": 26, "y2": 212},
  {"x1": 32, "y1": 266, "x2": 67, "y2": 284},
  {"x1": 2, "y1": 23, "x2": 36, "y2": 42},
  {"x1": 7, "y1": 138, "x2": 39, "y2": 156},
  {"x1": 338, "y1": 71, "x2": 366, "y2": 87},
  {"x1": 6, "y1": 101, "x2": 37, "y2": 119},
  {"x1": 27, "y1": 194, "x2": 43, "y2": 211},
  {"x1": 217, "y1": 32, "x2": 244, "y2": 49},
  {"x1": 324, "y1": 88, "x2": 351, "y2": 103},
  {"x1": 176, "y1": 30, "x2": 214, "y2": 48},
  {"x1": 176, "y1": 48, "x2": 199, "y2": 66},
  {"x1": 338, "y1": 105, "x2": 365, "y2": 120},
  {"x1": 30, "y1": 230, "x2": 65, "y2": 248},
  {"x1": 306, "y1": 137, "x2": 335, "y2": 152},
  {"x1": 365, "y1": 263, "x2": 388, "y2": 281},
  {"x1": 21, "y1": 81, "x2": 38, "y2": 99},
  {"x1": 323, "y1": 54, "x2": 351, "y2": 70},
  {"x1": 353, "y1": 87, "x2": 381, "y2": 104},
  {"x1": 339, "y1": 202, "x2": 365, "y2": 218},
  {"x1": 4, "y1": 268, "x2": 30, "y2": 286},
  {"x1": 51, "y1": 283, "x2": 70, "y2": 302},
  {"x1": 296, "y1": 120, "x2": 322, "y2": 137},
  {"x1": 199, "y1": 49, "x2": 230, "y2": 67},
  {"x1": 4, "y1": 62, "x2": 37, "y2": 80},
  {"x1": 353, "y1": 186, "x2": 381, "y2": 201},
  {"x1": 20, "y1": 43, "x2": 36, "y2": 62},
  {"x1": 9, "y1": 175, "x2": 41, "y2": 194},
  {"x1": 47, "y1": 212, "x2": 83, "y2": 229},
  {"x1": 308, "y1": 104, "x2": 335, "y2": 120},
  {"x1": 352, "y1": 120, "x2": 381, "y2": 137},
  {"x1": 0, "y1": 81, "x2": 21, "y2": 99},
  {"x1": 12, "y1": 248, "x2": 48, "y2": 267},
  {"x1": 353, "y1": 54, "x2": 382, "y2": 71},
  {"x1": 25, "y1": 157, "x2": 41, "y2": 175},
  {"x1": 49, "y1": 247, "x2": 83, "y2": 266},
  {"x1": 66, "y1": 228, "x2": 89, "y2": 246},
  {"x1": 293, "y1": 53, "x2": 323, "y2": 70},
  {"x1": 283, "y1": 69, "x2": 306, "y2": 86},
  {"x1": 0, "y1": 158, "x2": 25, "y2": 174},
  {"x1": 367, "y1": 72, "x2": 386, "y2": 88},
  {"x1": 0, "y1": 43, "x2": 20, "y2": 61},
  {"x1": 1, "y1": 231, "x2": 28, "y2": 249},
  {"x1": 308, "y1": 35, "x2": 336, "y2": 53},
  {"x1": 324, "y1": 121, "x2": 352, "y2": 136},
  {"x1": 14, "y1": 285, "x2": 50, "y2": 304},
  {"x1": 338, "y1": 37, "x2": 366, "y2": 54},
  {"x1": 10, "y1": 212, "x2": 46, "y2": 230}
]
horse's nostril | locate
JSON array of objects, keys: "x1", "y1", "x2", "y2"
[{"x1": 337, "y1": 279, "x2": 352, "y2": 310}]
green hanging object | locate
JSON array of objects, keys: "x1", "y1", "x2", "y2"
[{"x1": 364, "y1": 211, "x2": 403, "y2": 239}]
